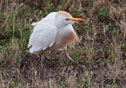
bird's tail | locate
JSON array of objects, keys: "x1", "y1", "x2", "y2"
[{"x1": 31, "y1": 22, "x2": 38, "y2": 27}]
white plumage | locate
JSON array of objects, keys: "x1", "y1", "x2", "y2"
[
  {"x1": 28, "y1": 11, "x2": 85, "y2": 54},
  {"x1": 31, "y1": 12, "x2": 57, "y2": 28}
]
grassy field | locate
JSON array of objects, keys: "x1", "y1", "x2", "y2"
[{"x1": 0, "y1": 0, "x2": 126, "y2": 88}]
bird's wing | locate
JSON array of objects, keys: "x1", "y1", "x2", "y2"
[
  {"x1": 42, "y1": 12, "x2": 57, "y2": 21},
  {"x1": 28, "y1": 23, "x2": 57, "y2": 53},
  {"x1": 31, "y1": 12, "x2": 57, "y2": 24},
  {"x1": 31, "y1": 12, "x2": 57, "y2": 29}
]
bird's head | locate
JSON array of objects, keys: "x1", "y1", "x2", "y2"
[{"x1": 55, "y1": 11, "x2": 85, "y2": 27}]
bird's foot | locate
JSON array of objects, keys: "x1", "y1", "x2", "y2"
[
  {"x1": 65, "y1": 54, "x2": 100, "y2": 71},
  {"x1": 65, "y1": 54, "x2": 87, "y2": 71}
]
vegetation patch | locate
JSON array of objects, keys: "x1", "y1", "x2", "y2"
[{"x1": 0, "y1": 0, "x2": 126, "y2": 87}]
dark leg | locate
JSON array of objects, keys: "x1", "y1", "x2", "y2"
[
  {"x1": 40, "y1": 55, "x2": 46, "y2": 80},
  {"x1": 64, "y1": 49, "x2": 86, "y2": 70},
  {"x1": 41, "y1": 55, "x2": 45, "y2": 62},
  {"x1": 64, "y1": 50, "x2": 100, "y2": 71}
]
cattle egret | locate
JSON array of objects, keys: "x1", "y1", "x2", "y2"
[{"x1": 28, "y1": 11, "x2": 85, "y2": 68}]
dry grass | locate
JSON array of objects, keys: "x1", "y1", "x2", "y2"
[{"x1": 0, "y1": 0, "x2": 126, "y2": 88}]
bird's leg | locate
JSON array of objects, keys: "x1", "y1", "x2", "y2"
[
  {"x1": 40, "y1": 50, "x2": 47, "y2": 62},
  {"x1": 40, "y1": 55, "x2": 45, "y2": 62},
  {"x1": 64, "y1": 49, "x2": 86, "y2": 70},
  {"x1": 40, "y1": 52, "x2": 46, "y2": 80}
]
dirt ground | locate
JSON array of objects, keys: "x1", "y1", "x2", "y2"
[{"x1": 0, "y1": 0, "x2": 126, "y2": 88}]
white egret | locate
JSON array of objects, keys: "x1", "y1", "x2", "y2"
[{"x1": 28, "y1": 11, "x2": 85, "y2": 68}]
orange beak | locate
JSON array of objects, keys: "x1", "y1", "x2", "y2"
[{"x1": 71, "y1": 18, "x2": 85, "y2": 22}]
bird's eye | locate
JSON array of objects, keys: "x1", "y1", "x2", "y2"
[{"x1": 66, "y1": 18, "x2": 70, "y2": 21}]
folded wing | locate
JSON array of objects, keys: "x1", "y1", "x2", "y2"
[{"x1": 28, "y1": 23, "x2": 57, "y2": 54}]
